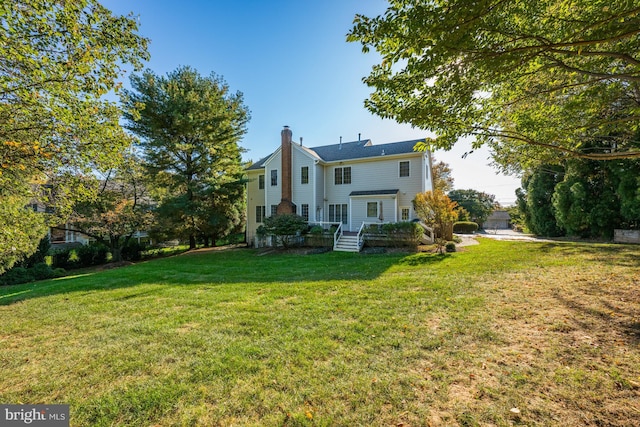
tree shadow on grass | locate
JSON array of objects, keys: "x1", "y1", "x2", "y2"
[
  {"x1": 536, "y1": 242, "x2": 640, "y2": 268},
  {"x1": 0, "y1": 248, "x2": 408, "y2": 306},
  {"x1": 552, "y1": 282, "x2": 640, "y2": 346},
  {"x1": 398, "y1": 252, "x2": 451, "y2": 266}
]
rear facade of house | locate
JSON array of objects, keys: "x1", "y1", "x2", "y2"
[{"x1": 245, "y1": 126, "x2": 434, "y2": 245}]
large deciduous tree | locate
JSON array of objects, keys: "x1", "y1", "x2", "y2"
[
  {"x1": 348, "y1": 0, "x2": 640, "y2": 169},
  {"x1": 431, "y1": 157, "x2": 455, "y2": 193},
  {"x1": 122, "y1": 66, "x2": 250, "y2": 249},
  {"x1": 59, "y1": 155, "x2": 155, "y2": 262},
  {"x1": 448, "y1": 189, "x2": 498, "y2": 225},
  {"x1": 0, "y1": 0, "x2": 149, "y2": 271}
]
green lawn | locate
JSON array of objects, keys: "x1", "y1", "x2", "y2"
[{"x1": 1, "y1": 240, "x2": 639, "y2": 426}]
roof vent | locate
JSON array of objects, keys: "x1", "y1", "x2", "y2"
[{"x1": 339, "y1": 136, "x2": 342, "y2": 150}]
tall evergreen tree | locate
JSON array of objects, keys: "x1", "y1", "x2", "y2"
[{"x1": 121, "y1": 66, "x2": 250, "y2": 248}]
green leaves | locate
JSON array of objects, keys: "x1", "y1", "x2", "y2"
[
  {"x1": 122, "y1": 66, "x2": 250, "y2": 247},
  {"x1": 0, "y1": 0, "x2": 149, "y2": 270},
  {"x1": 348, "y1": 0, "x2": 640, "y2": 165}
]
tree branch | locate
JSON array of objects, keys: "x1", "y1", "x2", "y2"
[{"x1": 475, "y1": 127, "x2": 640, "y2": 160}]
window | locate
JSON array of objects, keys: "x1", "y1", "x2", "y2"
[
  {"x1": 334, "y1": 167, "x2": 351, "y2": 185},
  {"x1": 367, "y1": 202, "x2": 378, "y2": 218},
  {"x1": 256, "y1": 206, "x2": 266, "y2": 223},
  {"x1": 258, "y1": 174, "x2": 265, "y2": 189},
  {"x1": 401, "y1": 207, "x2": 410, "y2": 221},
  {"x1": 271, "y1": 169, "x2": 278, "y2": 186},
  {"x1": 343, "y1": 167, "x2": 351, "y2": 184},
  {"x1": 301, "y1": 204, "x2": 309, "y2": 221},
  {"x1": 329, "y1": 204, "x2": 348, "y2": 224},
  {"x1": 301, "y1": 166, "x2": 309, "y2": 184},
  {"x1": 270, "y1": 205, "x2": 278, "y2": 216},
  {"x1": 399, "y1": 161, "x2": 410, "y2": 177}
]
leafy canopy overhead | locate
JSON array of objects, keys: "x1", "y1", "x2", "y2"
[
  {"x1": 0, "y1": 0, "x2": 148, "y2": 272},
  {"x1": 1, "y1": 0, "x2": 149, "y2": 184},
  {"x1": 348, "y1": 0, "x2": 640, "y2": 168}
]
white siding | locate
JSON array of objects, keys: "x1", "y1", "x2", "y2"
[
  {"x1": 324, "y1": 154, "x2": 425, "y2": 230},
  {"x1": 314, "y1": 163, "x2": 324, "y2": 221},
  {"x1": 245, "y1": 169, "x2": 266, "y2": 243},
  {"x1": 264, "y1": 150, "x2": 282, "y2": 219},
  {"x1": 245, "y1": 145, "x2": 434, "y2": 238},
  {"x1": 291, "y1": 146, "x2": 316, "y2": 217},
  {"x1": 350, "y1": 196, "x2": 398, "y2": 230}
]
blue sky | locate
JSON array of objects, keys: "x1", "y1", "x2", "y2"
[{"x1": 104, "y1": 0, "x2": 521, "y2": 205}]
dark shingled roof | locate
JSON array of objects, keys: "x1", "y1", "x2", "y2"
[
  {"x1": 245, "y1": 138, "x2": 424, "y2": 170},
  {"x1": 310, "y1": 138, "x2": 422, "y2": 162},
  {"x1": 350, "y1": 189, "x2": 399, "y2": 197},
  {"x1": 245, "y1": 154, "x2": 272, "y2": 171}
]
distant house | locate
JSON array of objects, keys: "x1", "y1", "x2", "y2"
[
  {"x1": 483, "y1": 210, "x2": 511, "y2": 230},
  {"x1": 30, "y1": 202, "x2": 92, "y2": 247},
  {"x1": 245, "y1": 126, "x2": 434, "y2": 250}
]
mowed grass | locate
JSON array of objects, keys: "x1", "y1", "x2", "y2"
[{"x1": 1, "y1": 240, "x2": 639, "y2": 426}]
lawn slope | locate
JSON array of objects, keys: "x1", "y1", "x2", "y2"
[{"x1": 1, "y1": 240, "x2": 638, "y2": 426}]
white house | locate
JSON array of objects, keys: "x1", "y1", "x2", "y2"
[{"x1": 246, "y1": 126, "x2": 434, "y2": 249}]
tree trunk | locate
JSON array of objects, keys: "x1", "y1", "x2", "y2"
[
  {"x1": 189, "y1": 234, "x2": 196, "y2": 249},
  {"x1": 110, "y1": 236, "x2": 122, "y2": 262},
  {"x1": 203, "y1": 235, "x2": 210, "y2": 248}
]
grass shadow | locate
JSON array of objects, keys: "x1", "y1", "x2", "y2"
[
  {"x1": 398, "y1": 252, "x2": 452, "y2": 266},
  {"x1": 536, "y1": 242, "x2": 640, "y2": 268},
  {"x1": 0, "y1": 248, "x2": 407, "y2": 306}
]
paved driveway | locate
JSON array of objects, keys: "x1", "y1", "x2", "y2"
[
  {"x1": 477, "y1": 229, "x2": 553, "y2": 242},
  {"x1": 456, "y1": 230, "x2": 553, "y2": 246}
]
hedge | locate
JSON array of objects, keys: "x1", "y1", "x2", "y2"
[{"x1": 453, "y1": 221, "x2": 479, "y2": 234}]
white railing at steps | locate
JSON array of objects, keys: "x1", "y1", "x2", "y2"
[
  {"x1": 333, "y1": 223, "x2": 343, "y2": 249},
  {"x1": 356, "y1": 222, "x2": 366, "y2": 249},
  {"x1": 358, "y1": 221, "x2": 392, "y2": 249}
]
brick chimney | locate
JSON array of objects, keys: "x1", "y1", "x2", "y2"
[{"x1": 276, "y1": 126, "x2": 295, "y2": 214}]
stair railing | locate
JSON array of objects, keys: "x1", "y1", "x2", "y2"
[
  {"x1": 356, "y1": 222, "x2": 367, "y2": 250},
  {"x1": 333, "y1": 223, "x2": 343, "y2": 250}
]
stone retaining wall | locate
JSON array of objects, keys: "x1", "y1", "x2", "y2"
[{"x1": 614, "y1": 229, "x2": 640, "y2": 244}]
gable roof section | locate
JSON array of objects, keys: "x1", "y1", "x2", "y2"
[
  {"x1": 246, "y1": 154, "x2": 272, "y2": 171},
  {"x1": 245, "y1": 137, "x2": 425, "y2": 170}
]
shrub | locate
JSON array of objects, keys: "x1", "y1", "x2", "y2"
[
  {"x1": 262, "y1": 214, "x2": 308, "y2": 248},
  {"x1": 309, "y1": 225, "x2": 323, "y2": 235},
  {"x1": 32, "y1": 263, "x2": 54, "y2": 280},
  {"x1": 76, "y1": 243, "x2": 109, "y2": 267},
  {"x1": 364, "y1": 221, "x2": 422, "y2": 247},
  {"x1": 121, "y1": 240, "x2": 146, "y2": 261},
  {"x1": 0, "y1": 267, "x2": 34, "y2": 286},
  {"x1": 453, "y1": 221, "x2": 479, "y2": 234},
  {"x1": 51, "y1": 248, "x2": 76, "y2": 270},
  {"x1": 445, "y1": 241, "x2": 457, "y2": 252}
]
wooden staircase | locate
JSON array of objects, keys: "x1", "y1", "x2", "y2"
[{"x1": 334, "y1": 232, "x2": 362, "y2": 252}]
